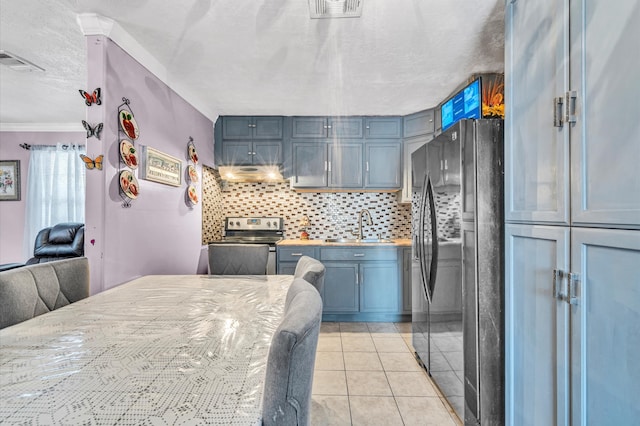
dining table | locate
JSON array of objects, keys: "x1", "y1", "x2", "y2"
[{"x1": 0, "y1": 274, "x2": 294, "y2": 425}]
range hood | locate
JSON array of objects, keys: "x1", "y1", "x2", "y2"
[{"x1": 217, "y1": 165, "x2": 286, "y2": 183}]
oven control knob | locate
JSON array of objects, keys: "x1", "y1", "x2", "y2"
[
  {"x1": 266, "y1": 221, "x2": 271, "y2": 227},
  {"x1": 235, "y1": 221, "x2": 240, "y2": 226}
]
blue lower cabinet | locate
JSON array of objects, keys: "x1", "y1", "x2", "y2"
[
  {"x1": 359, "y1": 262, "x2": 399, "y2": 312},
  {"x1": 320, "y1": 247, "x2": 401, "y2": 320},
  {"x1": 323, "y1": 262, "x2": 359, "y2": 313},
  {"x1": 278, "y1": 245, "x2": 407, "y2": 321}
]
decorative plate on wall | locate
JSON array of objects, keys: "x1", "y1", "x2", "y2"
[
  {"x1": 187, "y1": 184, "x2": 198, "y2": 205},
  {"x1": 120, "y1": 140, "x2": 139, "y2": 169},
  {"x1": 119, "y1": 109, "x2": 139, "y2": 139},
  {"x1": 120, "y1": 170, "x2": 140, "y2": 199},
  {"x1": 187, "y1": 141, "x2": 198, "y2": 164},
  {"x1": 187, "y1": 165, "x2": 198, "y2": 183}
]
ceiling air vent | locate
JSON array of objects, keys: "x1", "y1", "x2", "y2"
[
  {"x1": 309, "y1": 0, "x2": 363, "y2": 19},
  {"x1": 0, "y1": 50, "x2": 45, "y2": 72}
]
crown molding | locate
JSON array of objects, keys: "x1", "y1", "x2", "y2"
[
  {"x1": 75, "y1": 13, "x2": 217, "y2": 121},
  {"x1": 0, "y1": 122, "x2": 84, "y2": 132}
]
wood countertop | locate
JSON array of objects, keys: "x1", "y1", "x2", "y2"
[{"x1": 277, "y1": 238, "x2": 412, "y2": 247}]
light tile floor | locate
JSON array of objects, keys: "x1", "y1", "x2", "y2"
[{"x1": 311, "y1": 322, "x2": 462, "y2": 426}]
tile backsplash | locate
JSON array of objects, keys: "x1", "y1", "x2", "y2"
[{"x1": 202, "y1": 166, "x2": 412, "y2": 243}]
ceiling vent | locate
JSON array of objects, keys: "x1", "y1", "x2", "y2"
[
  {"x1": 0, "y1": 50, "x2": 45, "y2": 72},
  {"x1": 309, "y1": 0, "x2": 363, "y2": 19}
]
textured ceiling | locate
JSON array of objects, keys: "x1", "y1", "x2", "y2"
[{"x1": 0, "y1": 0, "x2": 504, "y2": 128}]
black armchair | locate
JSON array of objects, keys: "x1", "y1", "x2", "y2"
[{"x1": 25, "y1": 222, "x2": 85, "y2": 265}]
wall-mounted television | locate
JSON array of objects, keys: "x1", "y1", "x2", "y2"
[{"x1": 441, "y1": 78, "x2": 481, "y2": 131}]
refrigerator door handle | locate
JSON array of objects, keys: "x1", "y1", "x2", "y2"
[
  {"x1": 426, "y1": 178, "x2": 439, "y2": 302},
  {"x1": 418, "y1": 173, "x2": 431, "y2": 303}
]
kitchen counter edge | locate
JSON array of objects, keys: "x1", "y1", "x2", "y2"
[{"x1": 277, "y1": 239, "x2": 412, "y2": 247}]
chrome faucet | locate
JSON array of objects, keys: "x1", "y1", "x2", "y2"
[{"x1": 352, "y1": 209, "x2": 374, "y2": 240}]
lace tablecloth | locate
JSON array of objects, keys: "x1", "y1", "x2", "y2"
[{"x1": 0, "y1": 274, "x2": 293, "y2": 425}]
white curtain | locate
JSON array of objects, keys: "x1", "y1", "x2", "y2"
[{"x1": 23, "y1": 144, "x2": 86, "y2": 260}]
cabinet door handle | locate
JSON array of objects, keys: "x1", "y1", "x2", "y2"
[
  {"x1": 328, "y1": 162, "x2": 332, "y2": 172},
  {"x1": 356, "y1": 269, "x2": 359, "y2": 285},
  {"x1": 554, "y1": 97, "x2": 564, "y2": 127},
  {"x1": 353, "y1": 253, "x2": 365, "y2": 257},
  {"x1": 568, "y1": 272, "x2": 579, "y2": 305},
  {"x1": 553, "y1": 269, "x2": 565, "y2": 300},
  {"x1": 324, "y1": 161, "x2": 328, "y2": 171},
  {"x1": 290, "y1": 252, "x2": 303, "y2": 256},
  {"x1": 366, "y1": 161, "x2": 369, "y2": 172},
  {"x1": 565, "y1": 91, "x2": 578, "y2": 124}
]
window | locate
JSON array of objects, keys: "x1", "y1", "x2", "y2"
[{"x1": 23, "y1": 144, "x2": 86, "y2": 260}]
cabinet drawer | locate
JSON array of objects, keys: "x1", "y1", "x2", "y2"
[
  {"x1": 320, "y1": 247, "x2": 398, "y2": 261},
  {"x1": 278, "y1": 247, "x2": 316, "y2": 260}
]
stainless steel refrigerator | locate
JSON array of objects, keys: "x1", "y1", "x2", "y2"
[{"x1": 411, "y1": 119, "x2": 504, "y2": 425}]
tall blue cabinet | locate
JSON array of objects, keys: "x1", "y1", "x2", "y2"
[{"x1": 505, "y1": 0, "x2": 640, "y2": 424}]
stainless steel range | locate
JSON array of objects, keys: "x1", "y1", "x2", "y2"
[{"x1": 218, "y1": 217, "x2": 284, "y2": 274}]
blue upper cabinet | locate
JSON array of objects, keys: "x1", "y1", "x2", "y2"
[
  {"x1": 403, "y1": 110, "x2": 435, "y2": 138},
  {"x1": 328, "y1": 117, "x2": 364, "y2": 138},
  {"x1": 291, "y1": 142, "x2": 364, "y2": 189},
  {"x1": 365, "y1": 143, "x2": 401, "y2": 189},
  {"x1": 328, "y1": 144, "x2": 363, "y2": 188},
  {"x1": 292, "y1": 116, "x2": 402, "y2": 140},
  {"x1": 222, "y1": 116, "x2": 283, "y2": 140},
  {"x1": 290, "y1": 141, "x2": 401, "y2": 190},
  {"x1": 365, "y1": 117, "x2": 402, "y2": 138},
  {"x1": 291, "y1": 142, "x2": 327, "y2": 187},
  {"x1": 291, "y1": 117, "x2": 365, "y2": 139},
  {"x1": 291, "y1": 117, "x2": 329, "y2": 138},
  {"x1": 221, "y1": 140, "x2": 282, "y2": 166}
]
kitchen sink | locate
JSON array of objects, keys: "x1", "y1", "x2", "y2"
[{"x1": 323, "y1": 238, "x2": 394, "y2": 244}]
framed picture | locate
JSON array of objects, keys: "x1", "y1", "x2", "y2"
[
  {"x1": 138, "y1": 146, "x2": 182, "y2": 187},
  {"x1": 0, "y1": 160, "x2": 21, "y2": 201}
]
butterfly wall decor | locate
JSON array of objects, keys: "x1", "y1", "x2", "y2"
[
  {"x1": 79, "y1": 88, "x2": 101, "y2": 106},
  {"x1": 82, "y1": 120, "x2": 103, "y2": 140},
  {"x1": 80, "y1": 154, "x2": 104, "y2": 170}
]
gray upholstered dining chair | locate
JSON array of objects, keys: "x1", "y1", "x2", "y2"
[
  {"x1": 293, "y1": 256, "x2": 325, "y2": 298},
  {"x1": 0, "y1": 257, "x2": 90, "y2": 329},
  {"x1": 207, "y1": 243, "x2": 269, "y2": 275},
  {"x1": 262, "y1": 278, "x2": 323, "y2": 426}
]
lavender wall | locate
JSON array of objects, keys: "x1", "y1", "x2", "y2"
[
  {"x1": 0, "y1": 131, "x2": 85, "y2": 264},
  {"x1": 85, "y1": 36, "x2": 214, "y2": 293}
]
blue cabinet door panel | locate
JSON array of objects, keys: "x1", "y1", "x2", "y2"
[
  {"x1": 253, "y1": 141, "x2": 282, "y2": 165},
  {"x1": 253, "y1": 117, "x2": 283, "y2": 139},
  {"x1": 505, "y1": 224, "x2": 570, "y2": 426},
  {"x1": 365, "y1": 117, "x2": 402, "y2": 138},
  {"x1": 222, "y1": 117, "x2": 253, "y2": 139},
  {"x1": 329, "y1": 117, "x2": 364, "y2": 138},
  {"x1": 403, "y1": 110, "x2": 435, "y2": 138},
  {"x1": 360, "y1": 262, "x2": 399, "y2": 312},
  {"x1": 328, "y1": 144, "x2": 363, "y2": 188},
  {"x1": 221, "y1": 141, "x2": 253, "y2": 165},
  {"x1": 365, "y1": 143, "x2": 401, "y2": 188},
  {"x1": 292, "y1": 143, "x2": 327, "y2": 187},
  {"x1": 323, "y1": 262, "x2": 359, "y2": 313},
  {"x1": 292, "y1": 117, "x2": 327, "y2": 138},
  {"x1": 570, "y1": 228, "x2": 640, "y2": 425}
]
